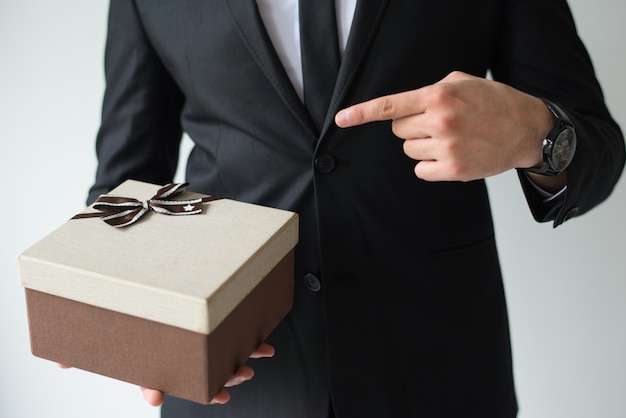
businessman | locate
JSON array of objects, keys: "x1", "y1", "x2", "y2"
[{"x1": 87, "y1": 1, "x2": 625, "y2": 417}]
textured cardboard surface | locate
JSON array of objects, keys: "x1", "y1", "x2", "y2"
[
  {"x1": 25, "y1": 250, "x2": 294, "y2": 404},
  {"x1": 19, "y1": 180, "x2": 299, "y2": 334}
]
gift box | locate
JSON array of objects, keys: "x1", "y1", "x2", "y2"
[{"x1": 18, "y1": 180, "x2": 298, "y2": 404}]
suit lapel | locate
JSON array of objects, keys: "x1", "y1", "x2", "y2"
[
  {"x1": 224, "y1": 0, "x2": 390, "y2": 139},
  {"x1": 321, "y1": 0, "x2": 389, "y2": 137},
  {"x1": 223, "y1": 0, "x2": 317, "y2": 134}
]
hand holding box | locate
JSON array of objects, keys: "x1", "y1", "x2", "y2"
[{"x1": 19, "y1": 180, "x2": 298, "y2": 404}]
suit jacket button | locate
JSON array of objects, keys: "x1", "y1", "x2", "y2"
[
  {"x1": 315, "y1": 154, "x2": 336, "y2": 174},
  {"x1": 304, "y1": 273, "x2": 321, "y2": 292}
]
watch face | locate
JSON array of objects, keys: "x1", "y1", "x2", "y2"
[{"x1": 551, "y1": 127, "x2": 576, "y2": 171}]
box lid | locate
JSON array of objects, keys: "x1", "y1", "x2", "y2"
[{"x1": 18, "y1": 180, "x2": 298, "y2": 335}]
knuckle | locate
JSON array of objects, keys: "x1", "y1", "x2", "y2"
[
  {"x1": 430, "y1": 84, "x2": 454, "y2": 106},
  {"x1": 436, "y1": 111, "x2": 459, "y2": 132},
  {"x1": 447, "y1": 70, "x2": 464, "y2": 80},
  {"x1": 440, "y1": 137, "x2": 460, "y2": 154},
  {"x1": 430, "y1": 94, "x2": 465, "y2": 133},
  {"x1": 378, "y1": 97, "x2": 397, "y2": 119},
  {"x1": 354, "y1": 106, "x2": 367, "y2": 123},
  {"x1": 429, "y1": 82, "x2": 466, "y2": 116}
]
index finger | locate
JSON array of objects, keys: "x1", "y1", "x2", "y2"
[{"x1": 335, "y1": 89, "x2": 426, "y2": 128}]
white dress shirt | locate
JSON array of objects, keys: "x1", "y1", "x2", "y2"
[{"x1": 255, "y1": 0, "x2": 357, "y2": 101}]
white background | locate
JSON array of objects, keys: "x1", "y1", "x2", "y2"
[{"x1": 1, "y1": 1, "x2": 624, "y2": 417}]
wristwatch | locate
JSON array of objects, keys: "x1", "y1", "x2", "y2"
[{"x1": 525, "y1": 99, "x2": 577, "y2": 176}]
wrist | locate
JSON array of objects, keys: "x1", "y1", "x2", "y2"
[
  {"x1": 522, "y1": 98, "x2": 577, "y2": 176},
  {"x1": 525, "y1": 170, "x2": 568, "y2": 194},
  {"x1": 524, "y1": 97, "x2": 554, "y2": 169}
]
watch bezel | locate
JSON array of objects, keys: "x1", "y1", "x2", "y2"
[
  {"x1": 525, "y1": 99, "x2": 577, "y2": 176},
  {"x1": 549, "y1": 124, "x2": 576, "y2": 172}
]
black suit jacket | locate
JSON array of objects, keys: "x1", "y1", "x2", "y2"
[{"x1": 89, "y1": 1, "x2": 624, "y2": 417}]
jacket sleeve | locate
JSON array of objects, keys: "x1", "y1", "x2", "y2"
[
  {"x1": 491, "y1": 0, "x2": 625, "y2": 227},
  {"x1": 88, "y1": 0, "x2": 185, "y2": 204}
]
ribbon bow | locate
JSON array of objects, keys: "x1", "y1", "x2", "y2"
[{"x1": 72, "y1": 183, "x2": 220, "y2": 228}]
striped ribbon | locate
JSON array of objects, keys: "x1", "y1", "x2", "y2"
[{"x1": 72, "y1": 183, "x2": 220, "y2": 228}]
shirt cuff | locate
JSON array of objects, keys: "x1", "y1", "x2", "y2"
[{"x1": 521, "y1": 171, "x2": 567, "y2": 204}]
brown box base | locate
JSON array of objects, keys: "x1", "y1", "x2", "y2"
[{"x1": 24, "y1": 250, "x2": 294, "y2": 404}]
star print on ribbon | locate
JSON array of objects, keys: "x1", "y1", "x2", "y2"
[{"x1": 72, "y1": 182, "x2": 221, "y2": 228}]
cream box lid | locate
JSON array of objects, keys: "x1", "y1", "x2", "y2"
[{"x1": 18, "y1": 180, "x2": 299, "y2": 335}]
